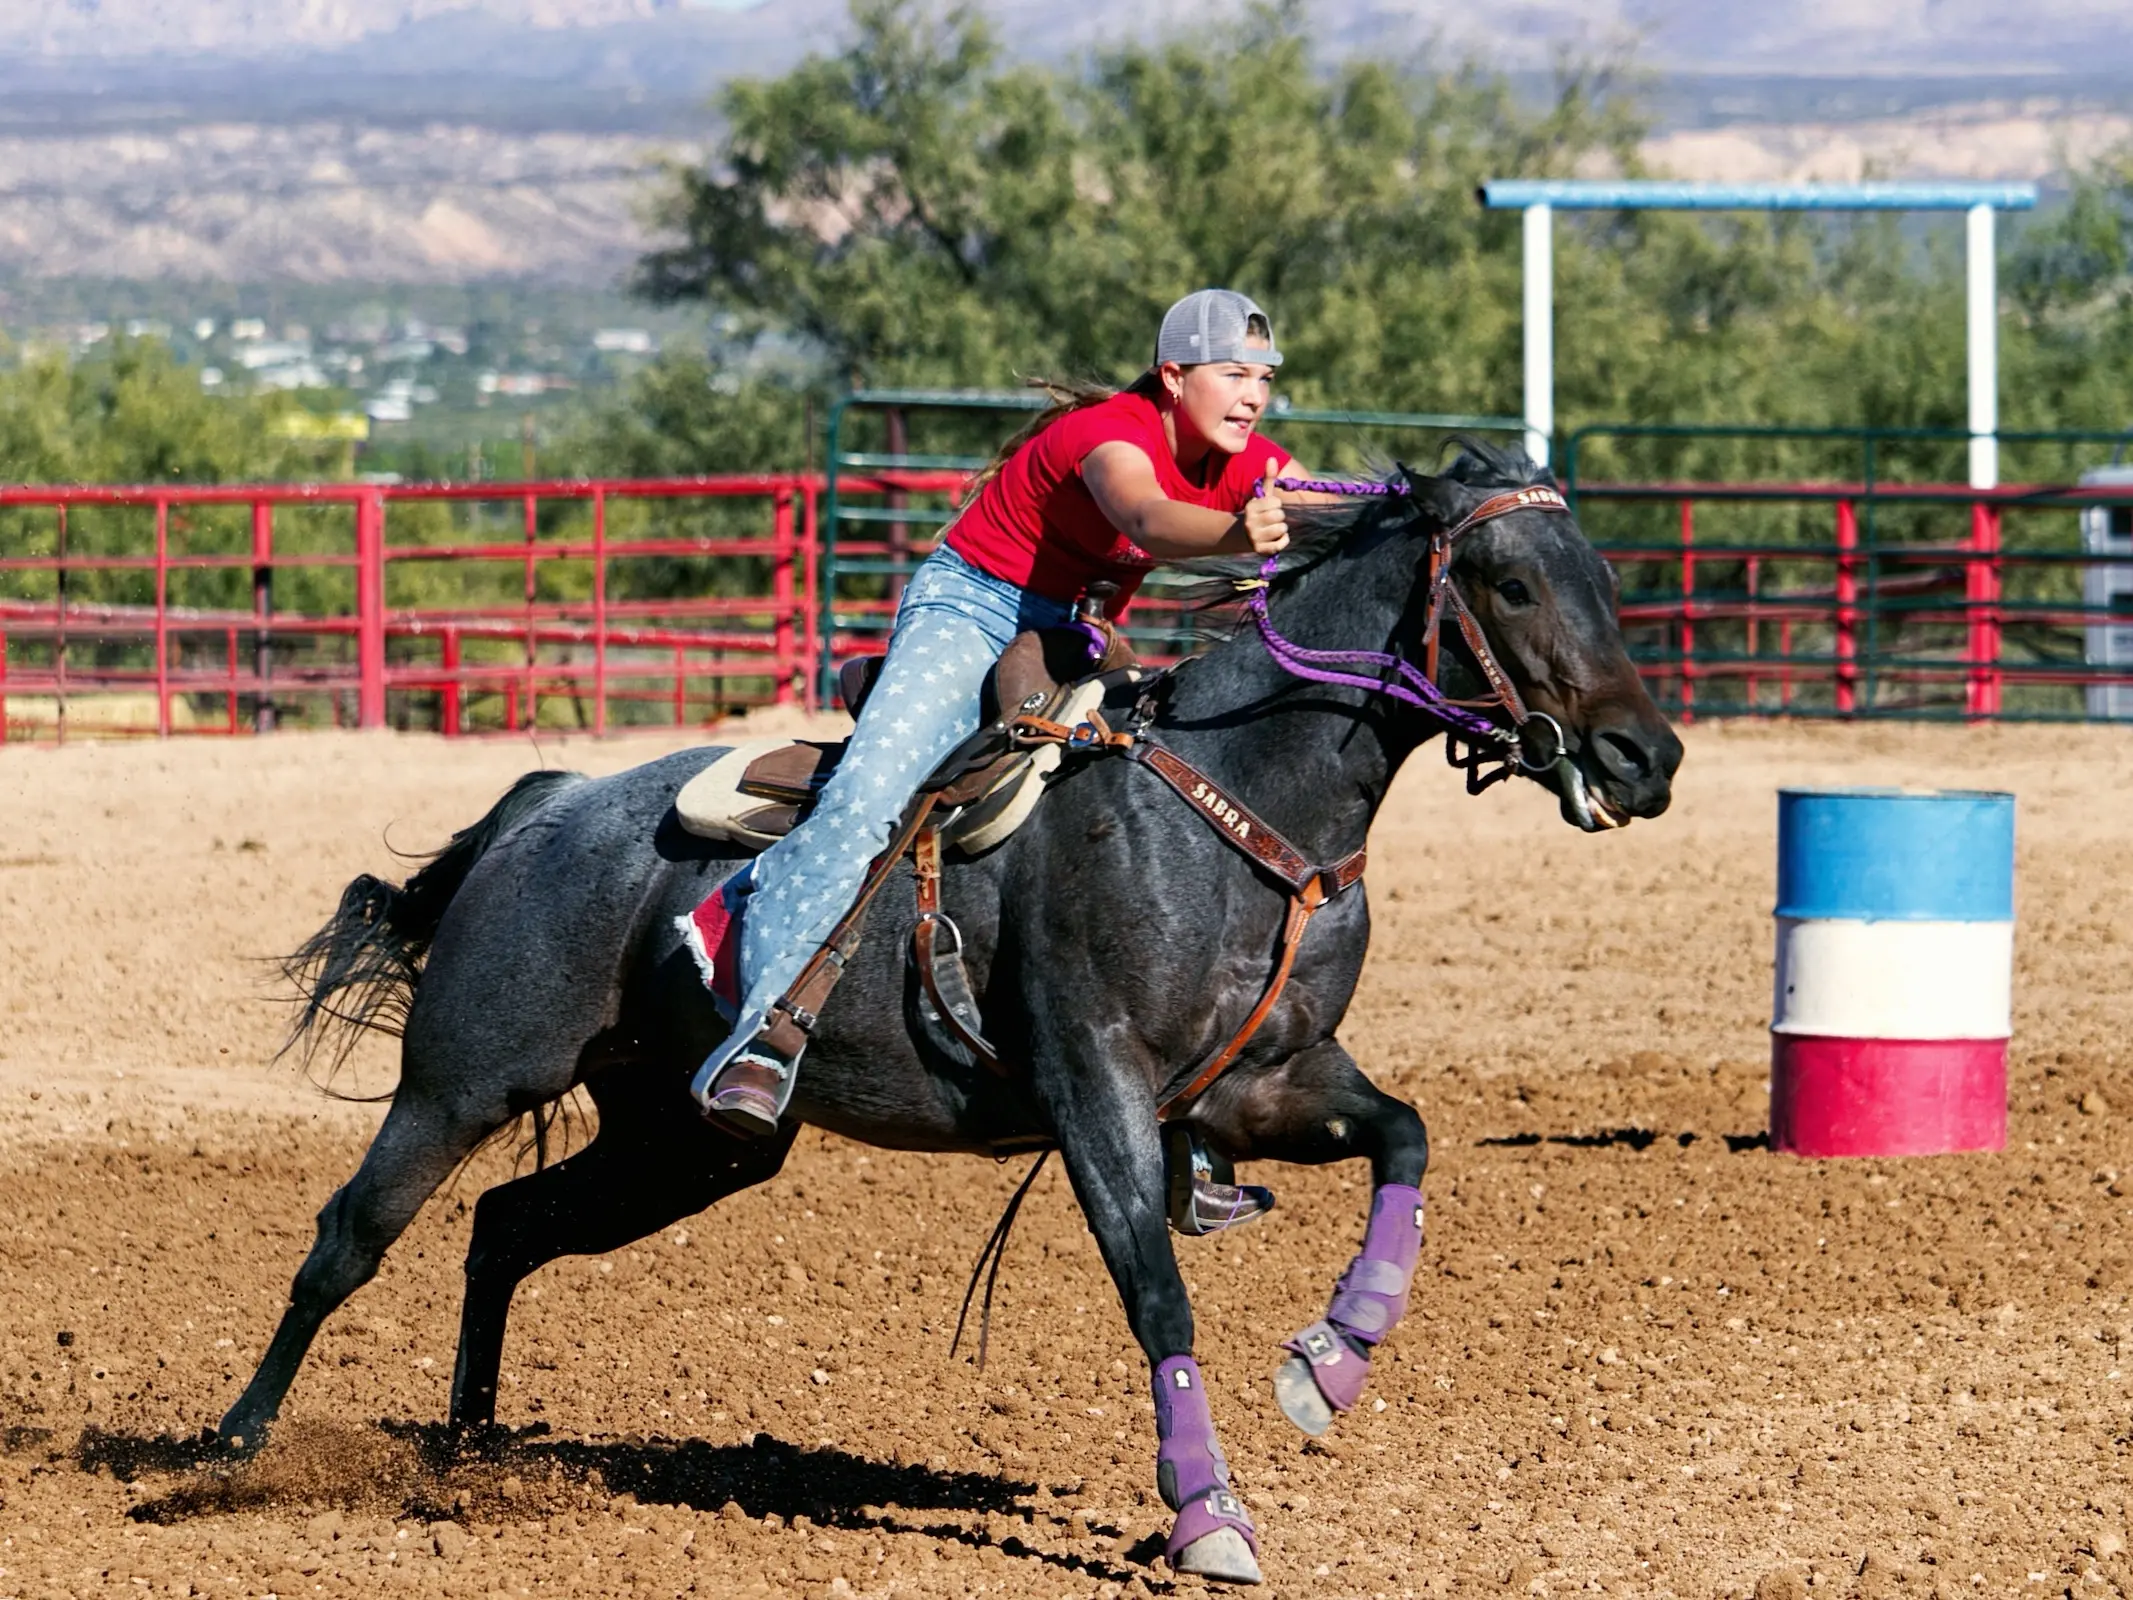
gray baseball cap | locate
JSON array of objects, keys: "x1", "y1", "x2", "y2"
[{"x1": 1153, "y1": 288, "x2": 1282, "y2": 369}]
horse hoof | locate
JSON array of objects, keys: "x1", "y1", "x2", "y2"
[
  {"x1": 1273, "y1": 1353, "x2": 1335, "y2": 1437},
  {"x1": 1173, "y1": 1526, "x2": 1264, "y2": 1585},
  {"x1": 210, "y1": 1415, "x2": 269, "y2": 1458},
  {"x1": 447, "y1": 1421, "x2": 513, "y2": 1461}
]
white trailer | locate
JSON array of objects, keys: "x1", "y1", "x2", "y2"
[{"x1": 2082, "y1": 465, "x2": 2133, "y2": 720}]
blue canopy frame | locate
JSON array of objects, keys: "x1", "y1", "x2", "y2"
[{"x1": 1476, "y1": 179, "x2": 2041, "y2": 486}]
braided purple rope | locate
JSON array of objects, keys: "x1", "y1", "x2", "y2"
[
  {"x1": 1262, "y1": 474, "x2": 1399, "y2": 498},
  {"x1": 1245, "y1": 475, "x2": 1508, "y2": 742}
]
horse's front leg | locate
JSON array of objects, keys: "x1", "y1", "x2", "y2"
[
  {"x1": 1190, "y1": 1037, "x2": 1428, "y2": 1436},
  {"x1": 1035, "y1": 1043, "x2": 1264, "y2": 1586}
]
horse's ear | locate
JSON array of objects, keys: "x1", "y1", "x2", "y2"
[{"x1": 1393, "y1": 462, "x2": 1471, "y2": 530}]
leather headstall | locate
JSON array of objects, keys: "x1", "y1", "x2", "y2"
[
  {"x1": 1407, "y1": 481, "x2": 1573, "y2": 791},
  {"x1": 1414, "y1": 482, "x2": 1569, "y2": 705}
]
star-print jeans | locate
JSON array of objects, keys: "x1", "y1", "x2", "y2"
[{"x1": 711, "y1": 544, "x2": 1079, "y2": 1075}]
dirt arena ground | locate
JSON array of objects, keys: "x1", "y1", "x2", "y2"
[{"x1": 2, "y1": 717, "x2": 2132, "y2": 1599}]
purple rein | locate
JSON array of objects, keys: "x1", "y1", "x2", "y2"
[{"x1": 1245, "y1": 476, "x2": 1508, "y2": 742}]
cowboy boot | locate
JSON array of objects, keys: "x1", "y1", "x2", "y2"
[
  {"x1": 1164, "y1": 1124, "x2": 1275, "y2": 1237},
  {"x1": 690, "y1": 1013, "x2": 804, "y2": 1139}
]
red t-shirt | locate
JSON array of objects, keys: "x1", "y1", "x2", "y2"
[{"x1": 946, "y1": 391, "x2": 1291, "y2": 611}]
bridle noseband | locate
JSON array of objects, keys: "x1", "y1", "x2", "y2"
[{"x1": 1245, "y1": 474, "x2": 1577, "y2": 788}]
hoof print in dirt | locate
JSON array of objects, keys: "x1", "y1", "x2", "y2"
[{"x1": 445, "y1": 1421, "x2": 519, "y2": 1462}]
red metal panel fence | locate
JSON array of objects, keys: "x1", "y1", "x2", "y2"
[
  {"x1": 1577, "y1": 479, "x2": 2133, "y2": 722},
  {"x1": 0, "y1": 476, "x2": 841, "y2": 742},
  {"x1": 3, "y1": 471, "x2": 2131, "y2": 742}
]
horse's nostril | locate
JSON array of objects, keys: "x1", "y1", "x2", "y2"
[{"x1": 1596, "y1": 729, "x2": 1651, "y2": 781}]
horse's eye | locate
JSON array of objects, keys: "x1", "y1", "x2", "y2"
[{"x1": 1495, "y1": 579, "x2": 1533, "y2": 607}]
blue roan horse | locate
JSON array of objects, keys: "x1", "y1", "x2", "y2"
[{"x1": 218, "y1": 443, "x2": 1680, "y2": 1585}]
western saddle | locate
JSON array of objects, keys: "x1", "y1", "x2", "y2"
[{"x1": 675, "y1": 621, "x2": 1143, "y2": 857}]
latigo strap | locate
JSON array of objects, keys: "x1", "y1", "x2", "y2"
[{"x1": 754, "y1": 789, "x2": 943, "y2": 1060}]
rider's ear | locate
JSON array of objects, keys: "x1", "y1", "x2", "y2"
[{"x1": 1393, "y1": 463, "x2": 1469, "y2": 529}]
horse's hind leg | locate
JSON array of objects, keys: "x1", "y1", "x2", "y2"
[
  {"x1": 449, "y1": 1070, "x2": 796, "y2": 1434},
  {"x1": 218, "y1": 1087, "x2": 502, "y2": 1449},
  {"x1": 1189, "y1": 1038, "x2": 1428, "y2": 1438}
]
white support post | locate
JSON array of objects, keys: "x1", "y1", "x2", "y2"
[
  {"x1": 1966, "y1": 203, "x2": 1998, "y2": 490},
  {"x1": 1522, "y1": 202, "x2": 1554, "y2": 468}
]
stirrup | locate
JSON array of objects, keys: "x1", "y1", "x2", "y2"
[
  {"x1": 1165, "y1": 1124, "x2": 1274, "y2": 1237},
  {"x1": 692, "y1": 1024, "x2": 802, "y2": 1140}
]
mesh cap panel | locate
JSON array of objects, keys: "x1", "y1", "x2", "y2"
[{"x1": 1153, "y1": 288, "x2": 1282, "y2": 368}]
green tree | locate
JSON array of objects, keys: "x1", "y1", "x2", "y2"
[
  {"x1": 636, "y1": 0, "x2": 1644, "y2": 408},
  {"x1": 627, "y1": 0, "x2": 2133, "y2": 715},
  {"x1": 0, "y1": 339, "x2": 351, "y2": 612},
  {"x1": 559, "y1": 352, "x2": 818, "y2": 478},
  {"x1": 0, "y1": 337, "x2": 320, "y2": 485},
  {"x1": 637, "y1": 0, "x2": 2133, "y2": 451},
  {"x1": 637, "y1": 0, "x2": 1073, "y2": 386}
]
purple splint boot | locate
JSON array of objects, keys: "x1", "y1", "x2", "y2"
[
  {"x1": 1275, "y1": 1184, "x2": 1423, "y2": 1435},
  {"x1": 1153, "y1": 1355, "x2": 1261, "y2": 1583}
]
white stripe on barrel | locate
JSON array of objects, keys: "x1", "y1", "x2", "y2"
[{"x1": 1772, "y1": 918, "x2": 2012, "y2": 1040}]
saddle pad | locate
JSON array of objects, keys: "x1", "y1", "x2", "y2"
[
  {"x1": 673, "y1": 740, "x2": 813, "y2": 849},
  {"x1": 674, "y1": 868, "x2": 746, "y2": 1020},
  {"x1": 670, "y1": 677, "x2": 1113, "y2": 856}
]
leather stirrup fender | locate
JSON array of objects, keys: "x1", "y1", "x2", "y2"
[{"x1": 756, "y1": 789, "x2": 944, "y2": 1058}]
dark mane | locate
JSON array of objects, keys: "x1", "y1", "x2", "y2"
[
  {"x1": 1437, "y1": 433, "x2": 1553, "y2": 493},
  {"x1": 1173, "y1": 434, "x2": 1551, "y2": 614}
]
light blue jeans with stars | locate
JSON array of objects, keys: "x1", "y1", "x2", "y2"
[{"x1": 693, "y1": 544, "x2": 1078, "y2": 1093}]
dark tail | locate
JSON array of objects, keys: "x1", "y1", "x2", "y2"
[{"x1": 279, "y1": 769, "x2": 584, "y2": 1074}]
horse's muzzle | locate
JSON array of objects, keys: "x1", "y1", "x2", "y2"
[{"x1": 1553, "y1": 711, "x2": 1682, "y2": 831}]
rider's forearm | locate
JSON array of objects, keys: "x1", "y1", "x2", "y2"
[{"x1": 1121, "y1": 498, "x2": 1256, "y2": 560}]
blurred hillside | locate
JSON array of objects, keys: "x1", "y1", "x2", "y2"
[
  {"x1": 7, "y1": 0, "x2": 2132, "y2": 75},
  {"x1": 0, "y1": 2, "x2": 2130, "y2": 288}
]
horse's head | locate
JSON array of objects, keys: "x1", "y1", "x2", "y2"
[{"x1": 1404, "y1": 442, "x2": 1681, "y2": 829}]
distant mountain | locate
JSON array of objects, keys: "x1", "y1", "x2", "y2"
[
  {"x1": 2, "y1": 2, "x2": 685, "y2": 58},
  {"x1": 0, "y1": 6, "x2": 825, "y2": 133},
  {"x1": 1, "y1": 1, "x2": 2130, "y2": 289},
  {"x1": 5, "y1": 0, "x2": 2132, "y2": 77},
  {"x1": 0, "y1": 122, "x2": 686, "y2": 285}
]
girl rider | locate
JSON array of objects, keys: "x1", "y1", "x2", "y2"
[{"x1": 694, "y1": 288, "x2": 1325, "y2": 1136}]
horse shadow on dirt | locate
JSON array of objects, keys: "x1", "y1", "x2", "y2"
[
  {"x1": 1480, "y1": 1126, "x2": 1771, "y2": 1153},
  {"x1": 78, "y1": 1422, "x2": 1156, "y2": 1586}
]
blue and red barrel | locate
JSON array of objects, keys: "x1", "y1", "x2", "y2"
[{"x1": 1770, "y1": 788, "x2": 2014, "y2": 1158}]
